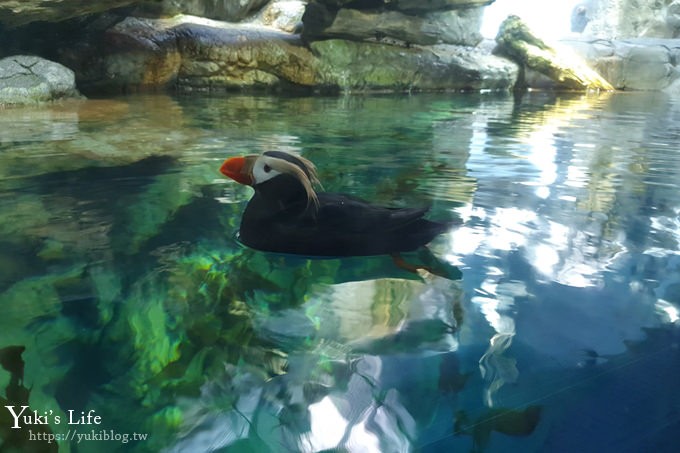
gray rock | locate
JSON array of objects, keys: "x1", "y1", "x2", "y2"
[
  {"x1": 303, "y1": 4, "x2": 484, "y2": 46},
  {"x1": 55, "y1": 16, "x2": 183, "y2": 93},
  {"x1": 561, "y1": 37, "x2": 680, "y2": 91},
  {"x1": 253, "y1": 1, "x2": 306, "y2": 33},
  {"x1": 0, "y1": 55, "x2": 82, "y2": 105},
  {"x1": 158, "y1": 0, "x2": 271, "y2": 22},
  {"x1": 0, "y1": 0, "x2": 137, "y2": 27},
  {"x1": 312, "y1": 39, "x2": 517, "y2": 91},
  {"x1": 45, "y1": 14, "x2": 517, "y2": 93},
  {"x1": 173, "y1": 22, "x2": 321, "y2": 89},
  {"x1": 75, "y1": 17, "x2": 321, "y2": 91},
  {"x1": 67, "y1": 12, "x2": 312, "y2": 91},
  {"x1": 610, "y1": 40, "x2": 677, "y2": 90},
  {"x1": 384, "y1": 0, "x2": 496, "y2": 12},
  {"x1": 667, "y1": 1, "x2": 680, "y2": 32},
  {"x1": 578, "y1": 0, "x2": 674, "y2": 39},
  {"x1": 314, "y1": 0, "x2": 494, "y2": 12},
  {"x1": 571, "y1": 3, "x2": 590, "y2": 33}
]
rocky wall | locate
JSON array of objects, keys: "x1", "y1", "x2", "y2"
[
  {"x1": 562, "y1": 37, "x2": 680, "y2": 91},
  {"x1": 6, "y1": 0, "x2": 680, "y2": 96},
  {"x1": 0, "y1": 0, "x2": 520, "y2": 97},
  {"x1": 572, "y1": 0, "x2": 680, "y2": 39},
  {"x1": 0, "y1": 0, "x2": 139, "y2": 27}
]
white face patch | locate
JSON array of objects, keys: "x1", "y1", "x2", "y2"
[
  {"x1": 251, "y1": 156, "x2": 283, "y2": 184},
  {"x1": 249, "y1": 152, "x2": 321, "y2": 208}
]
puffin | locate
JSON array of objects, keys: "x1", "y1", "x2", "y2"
[{"x1": 219, "y1": 151, "x2": 452, "y2": 258}]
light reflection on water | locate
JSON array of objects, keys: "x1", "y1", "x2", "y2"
[{"x1": 0, "y1": 91, "x2": 679, "y2": 452}]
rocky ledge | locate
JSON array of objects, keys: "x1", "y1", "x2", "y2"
[
  {"x1": 4, "y1": 0, "x2": 680, "y2": 98},
  {"x1": 54, "y1": 13, "x2": 517, "y2": 94},
  {"x1": 0, "y1": 0, "x2": 518, "y2": 97}
]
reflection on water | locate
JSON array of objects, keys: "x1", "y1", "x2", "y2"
[{"x1": 0, "y1": 91, "x2": 679, "y2": 452}]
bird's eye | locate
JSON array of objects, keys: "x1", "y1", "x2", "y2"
[{"x1": 263, "y1": 164, "x2": 272, "y2": 173}]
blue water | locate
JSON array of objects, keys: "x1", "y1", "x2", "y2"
[{"x1": 0, "y1": 91, "x2": 679, "y2": 452}]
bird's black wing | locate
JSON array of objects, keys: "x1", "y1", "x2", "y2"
[
  {"x1": 255, "y1": 192, "x2": 447, "y2": 256},
  {"x1": 310, "y1": 192, "x2": 430, "y2": 233}
]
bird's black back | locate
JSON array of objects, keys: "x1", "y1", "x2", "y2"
[{"x1": 239, "y1": 181, "x2": 450, "y2": 256}]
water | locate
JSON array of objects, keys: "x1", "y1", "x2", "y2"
[{"x1": 0, "y1": 91, "x2": 679, "y2": 452}]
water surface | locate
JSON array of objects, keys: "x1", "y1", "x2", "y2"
[{"x1": 0, "y1": 91, "x2": 679, "y2": 452}]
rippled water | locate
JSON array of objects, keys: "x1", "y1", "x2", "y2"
[{"x1": 1, "y1": 91, "x2": 679, "y2": 452}]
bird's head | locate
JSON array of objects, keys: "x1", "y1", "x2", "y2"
[{"x1": 220, "y1": 151, "x2": 322, "y2": 207}]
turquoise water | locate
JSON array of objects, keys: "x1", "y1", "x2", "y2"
[{"x1": 0, "y1": 91, "x2": 679, "y2": 452}]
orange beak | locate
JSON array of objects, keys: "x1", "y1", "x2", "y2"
[{"x1": 220, "y1": 156, "x2": 253, "y2": 185}]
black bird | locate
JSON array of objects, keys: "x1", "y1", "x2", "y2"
[{"x1": 219, "y1": 151, "x2": 452, "y2": 257}]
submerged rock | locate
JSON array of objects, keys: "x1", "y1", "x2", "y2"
[{"x1": 0, "y1": 55, "x2": 82, "y2": 105}]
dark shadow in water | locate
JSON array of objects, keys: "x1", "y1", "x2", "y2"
[
  {"x1": 27, "y1": 155, "x2": 176, "y2": 195},
  {"x1": 0, "y1": 345, "x2": 58, "y2": 452},
  {"x1": 453, "y1": 406, "x2": 542, "y2": 453},
  {"x1": 54, "y1": 343, "x2": 110, "y2": 415}
]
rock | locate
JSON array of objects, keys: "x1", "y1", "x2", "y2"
[
  {"x1": 303, "y1": 4, "x2": 484, "y2": 46},
  {"x1": 101, "y1": 16, "x2": 182, "y2": 89},
  {"x1": 667, "y1": 1, "x2": 680, "y2": 33},
  {"x1": 571, "y1": 3, "x2": 590, "y2": 33},
  {"x1": 253, "y1": 0, "x2": 306, "y2": 33},
  {"x1": 173, "y1": 21, "x2": 321, "y2": 89},
  {"x1": 563, "y1": 37, "x2": 680, "y2": 91},
  {"x1": 157, "y1": 0, "x2": 271, "y2": 22},
  {"x1": 384, "y1": 0, "x2": 496, "y2": 12},
  {"x1": 62, "y1": 13, "x2": 517, "y2": 93},
  {"x1": 312, "y1": 39, "x2": 517, "y2": 91},
  {"x1": 0, "y1": 55, "x2": 82, "y2": 105},
  {"x1": 609, "y1": 40, "x2": 677, "y2": 90},
  {"x1": 577, "y1": 0, "x2": 675, "y2": 39},
  {"x1": 62, "y1": 16, "x2": 320, "y2": 92},
  {"x1": 495, "y1": 16, "x2": 613, "y2": 91},
  {"x1": 2, "y1": 9, "x2": 516, "y2": 93},
  {"x1": 0, "y1": 0, "x2": 138, "y2": 27},
  {"x1": 53, "y1": 14, "x2": 183, "y2": 93},
  {"x1": 314, "y1": 0, "x2": 494, "y2": 11}
]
